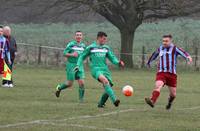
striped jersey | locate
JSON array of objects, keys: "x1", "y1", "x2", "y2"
[
  {"x1": 0, "y1": 36, "x2": 10, "y2": 59},
  {"x1": 147, "y1": 44, "x2": 190, "y2": 74},
  {"x1": 63, "y1": 40, "x2": 86, "y2": 63},
  {"x1": 77, "y1": 41, "x2": 119, "y2": 70}
]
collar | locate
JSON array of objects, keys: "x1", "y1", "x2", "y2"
[
  {"x1": 162, "y1": 43, "x2": 174, "y2": 50},
  {"x1": 3, "y1": 35, "x2": 10, "y2": 39}
]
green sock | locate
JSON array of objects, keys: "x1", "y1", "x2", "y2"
[
  {"x1": 104, "y1": 84, "x2": 117, "y2": 104},
  {"x1": 58, "y1": 83, "x2": 69, "y2": 90},
  {"x1": 98, "y1": 92, "x2": 109, "y2": 106},
  {"x1": 79, "y1": 85, "x2": 85, "y2": 102}
]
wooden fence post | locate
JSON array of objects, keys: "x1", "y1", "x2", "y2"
[
  {"x1": 26, "y1": 45, "x2": 29, "y2": 65},
  {"x1": 44, "y1": 50, "x2": 47, "y2": 66},
  {"x1": 38, "y1": 46, "x2": 42, "y2": 64},
  {"x1": 141, "y1": 46, "x2": 145, "y2": 68},
  {"x1": 35, "y1": 46, "x2": 37, "y2": 63},
  {"x1": 55, "y1": 50, "x2": 60, "y2": 66},
  {"x1": 194, "y1": 48, "x2": 199, "y2": 71}
]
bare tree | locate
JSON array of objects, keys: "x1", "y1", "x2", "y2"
[
  {"x1": 2, "y1": 0, "x2": 200, "y2": 67},
  {"x1": 65, "y1": 0, "x2": 200, "y2": 67}
]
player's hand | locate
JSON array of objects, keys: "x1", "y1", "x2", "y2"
[
  {"x1": 15, "y1": 52, "x2": 18, "y2": 56},
  {"x1": 73, "y1": 66, "x2": 79, "y2": 72},
  {"x1": 119, "y1": 60, "x2": 125, "y2": 67},
  {"x1": 72, "y1": 52, "x2": 78, "y2": 57},
  {"x1": 187, "y1": 56, "x2": 192, "y2": 65}
]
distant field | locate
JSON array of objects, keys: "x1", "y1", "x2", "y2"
[
  {"x1": 9, "y1": 18, "x2": 200, "y2": 54},
  {"x1": 0, "y1": 66, "x2": 199, "y2": 131}
]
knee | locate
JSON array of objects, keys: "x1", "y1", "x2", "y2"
[
  {"x1": 79, "y1": 84, "x2": 84, "y2": 87},
  {"x1": 170, "y1": 92, "x2": 176, "y2": 98},
  {"x1": 98, "y1": 76, "x2": 109, "y2": 85},
  {"x1": 155, "y1": 81, "x2": 164, "y2": 90},
  {"x1": 101, "y1": 78, "x2": 109, "y2": 85},
  {"x1": 78, "y1": 81, "x2": 84, "y2": 87},
  {"x1": 169, "y1": 88, "x2": 176, "y2": 98}
]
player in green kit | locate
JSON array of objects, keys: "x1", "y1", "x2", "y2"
[
  {"x1": 55, "y1": 31, "x2": 86, "y2": 102},
  {"x1": 74, "y1": 32, "x2": 125, "y2": 107}
]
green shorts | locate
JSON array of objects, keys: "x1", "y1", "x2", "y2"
[
  {"x1": 91, "y1": 68, "x2": 114, "y2": 86},
  {"x1": 66, "y1": 62, "x2": 85, "y2": 81}
]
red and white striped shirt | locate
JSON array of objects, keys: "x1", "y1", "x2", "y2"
[{"x1": 147, "y1": 44, "x2": 190, "y2": 74}]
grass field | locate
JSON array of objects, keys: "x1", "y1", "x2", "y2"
[{"x1": 0, "y1": 66, "x2": 199, "y2": 131}]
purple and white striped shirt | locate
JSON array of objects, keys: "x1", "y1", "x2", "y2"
[
  {"x1": 147, "y1": 44, "x2": 190, "y2": 74},
  {"x1": 0, "y1": 36, "x2": 10, "y2": 60}
]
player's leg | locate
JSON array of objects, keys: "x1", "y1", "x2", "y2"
[
  {"x1": 2, "y1": 80, "x2": 8, "y2": 87},
  {"x1": 55, "y1": 80, "x2": 73, "y2": 97},
  {"x1": 55, "y1": 63, "x2": 75, "y2": 97},
  {"x1": 8, "y1": 59, "x2": 14, "y2": 87},
  {"x1": 98, "y1": 74, "x2": 120, "y2": 107},
  {"x1": 76, "y1": 68, "x2": 85, "y2": 102},
  {"x1": 97, "y1": 72, "x2": 114, "y2": 107},
  {"x1": 57, "y1": 80, "x2": 73, "y2": 90},
  {"x1": 145, "y1": 80, "x2": 164, "y2": 108},
  {"x1": 151, "y1": 80, "x2": 165, "y2": 103},
  {"x1": 77, "y1": 79, "x2": 85, "y2": 102},
  {"x1": 166, "y1": 86, "x2": 176, "y2": 110},
  {"x1": 98, "y1": 92, "x2": 109, "y2": 108},
  {"x1": 165, "y1": 73, "x2": 177, "y2": 110}
]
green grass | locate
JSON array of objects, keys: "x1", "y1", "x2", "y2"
[
  {"x1": 0, "y1": 66, "x2": 199, "y2": 131},
  {"x1": 8, "y1": 18, "x2": 200, "y2": 54}
]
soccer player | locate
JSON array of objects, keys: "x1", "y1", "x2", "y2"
[
  {"x1": 0, "y1": 26, "x2": 11, "y2": 83},
  {"x1": 145, "y1": 34, "x2": 192, "y2": 110},
  {"x1": 55, "y1": 31, "x2": 86, "y2": 102},
  {"x1": 74, "y1": 31, "x2": 124, "y2": 107}
]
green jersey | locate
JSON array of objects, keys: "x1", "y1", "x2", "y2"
[
  {"x1": 77, "y1": 41, "x2": 119, "y2": 70},
  {"x1": 63, "y1": 40, "x2": 86, "y2": 63},
  {"x1": 77, "y1": 42, "x2": 120, "y2": 105},
  {"x1": 64, "y1": 40, "x2": 86, "y2": 81}
]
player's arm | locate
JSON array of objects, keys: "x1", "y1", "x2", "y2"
[
  {"x1": 5, "y1": 40, "x2": 11, "y2": 64},
  {"x1": 74, "y1": 46, "x2": 90, "y2": 72},
  {"x1": 63, "y1": 42, "x2": 78, "y2": 58},
  {"x1": 147, "y1": 48, "x2": 160, "y2": 67},
  {"x1": 176, "y1": 47, "x2": 192, "y2": 64},
  {"x1": 107, "y1": 47, "x2": 124, "y2": 67}
]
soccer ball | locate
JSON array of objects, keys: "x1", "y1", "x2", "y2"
[{"x1": 122, "y1": 85, "x2": 134, "y2": 97}]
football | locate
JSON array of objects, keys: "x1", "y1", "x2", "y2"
[{"x1": 122, "y1": 85, "x2": 134, "y2": 97}]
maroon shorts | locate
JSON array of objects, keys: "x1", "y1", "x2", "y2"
[
  {"x1": 0, "y1": 58, "x2": 4, "y2": 74},
  {"x1": 156, "y1": 72, "x2": 177, "y2": 87}
]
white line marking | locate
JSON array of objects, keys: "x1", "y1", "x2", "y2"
[
  {"x1": 0, "y1": 106, "x2": 199, "y2": 129},
  {"x1": 0, "y1": 108, "x2": 146, "y2": 129},
  {"x1": 42, "y1": 122, "x2": 125, "y2": 131},
  {"x1": 176, "y1": 106, "x2": 200, "y2": 111}
]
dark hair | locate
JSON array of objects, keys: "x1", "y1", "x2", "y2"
[
  {"x1": 97, "y1": 31, "x2": 107, "y2": 38},
  {"x1": 75, "y1": 30, "x2": 82, "y2": 33},
  {"x1": 163, "y1": 34, "x2": 172, "y2": 39},
  {"x1": 0, "y1": 25, "x2": 3, "y2": 29}
]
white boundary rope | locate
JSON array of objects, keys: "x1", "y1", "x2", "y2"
[
  {"x1": 18, "y1": 43, "x2": 64, "y2": 50},
  {"x1": 17, "y1": 43, "x2": 200, "y2": 57}
]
